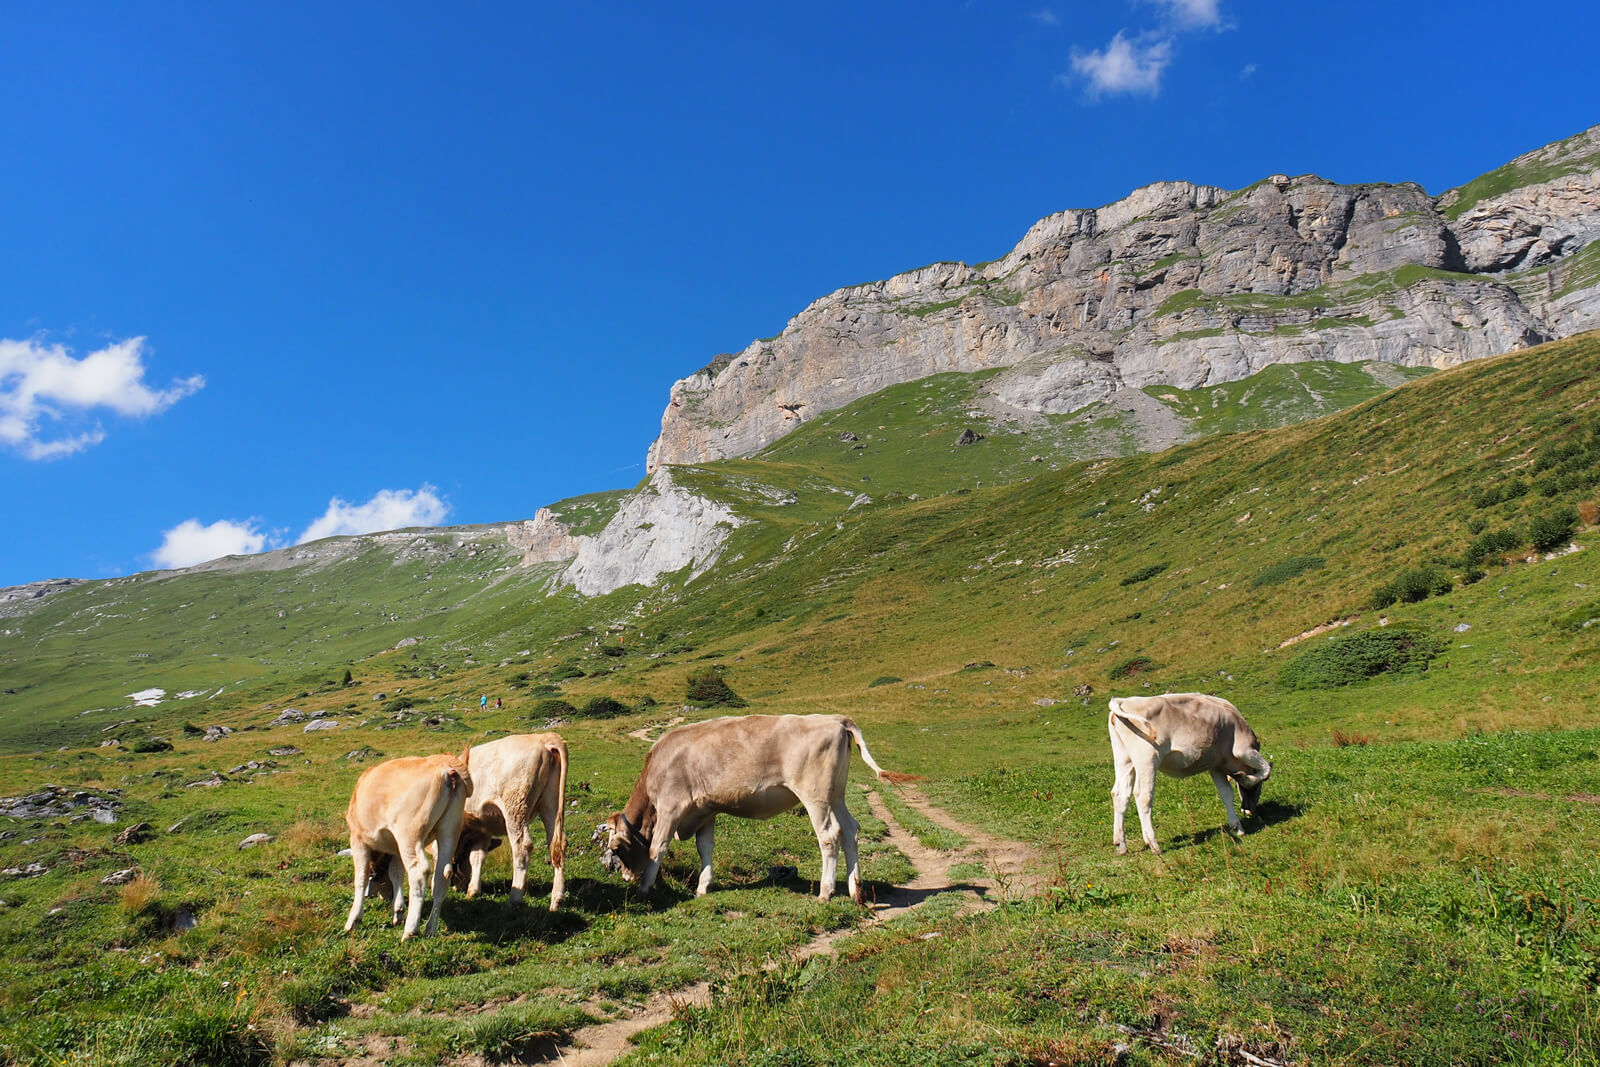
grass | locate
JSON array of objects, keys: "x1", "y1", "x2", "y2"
[{"x1": 4, "y1": 331, "x2": 1600, "y2": 1062}]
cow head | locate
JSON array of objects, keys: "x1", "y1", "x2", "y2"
[
  {"x1": 448, "y1": 814, "x2": 501, "y2": 891},
  {"x1": 598, "y1": 811, "x2": 650, "y2": 881},
  {"x1": 1231, "y1": 743, "x2": 1272, "y2": 817}
]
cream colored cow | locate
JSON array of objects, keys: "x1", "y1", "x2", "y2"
[
  {"x1": 448, "y1": 733, "x2": 569, "y2": 911},
  {"x1": 343, "y1": 746, "x2": 472, "y2": 939},
  {"x1": 602, "y1": 714, "x2": 888, "y2": 902},
  {"x1": 1109, "y1": 693, "x2": 1271, "y2": 855}
]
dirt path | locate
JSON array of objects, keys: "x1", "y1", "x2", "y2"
[
  {"x1": 540, "y1": 783, "x2": 1042, "y2": 1065},
  {"x1": 624, "y1": 716, "x2": 684, "y2": 746}
]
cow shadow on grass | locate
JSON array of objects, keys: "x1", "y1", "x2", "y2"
[{"x1": 1164, "y1": 799, "x2": 1304, "y2": 851}]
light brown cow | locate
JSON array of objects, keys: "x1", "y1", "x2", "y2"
[
  {"x1": 344, "y1": 746, "x2": 472, "y2": 939},
  {"x1": 601, "y1": 714, "x2": 888, "y2": 902},
  {"x1": 1109, "y1": 693, "x2": 1271, "y2": 855},
  {"x1": 448, "y1": 733, "x2": 569, "y2": 911}
]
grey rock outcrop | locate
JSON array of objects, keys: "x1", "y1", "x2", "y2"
[
  {"x1": 507, "y1": 507, "x2": 585, "y2": 566},
  {"x1": 561, "y1": 469, "x2": 744, "y2": 596},
  {"x1": 646, "y1": 126, "x2": 1600, "y2": 470}
]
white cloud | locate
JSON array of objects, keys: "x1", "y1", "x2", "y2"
[
  {"x1": 298, "y1": 486, "x2": 450, "y2": 543},
  {"x1": 1069, "y1": 32, "x2": 1172, "y2": 97},
  {"x1": 0, "y1": 336, "x2": 204, "y2": 460},
  {"x1": 1030, "y1": 8, "x2": 1061, "y2": 26},
  {"x1": 152, "y1": 518, "x2": 269, "y2": 570},
  {"x1": 1153, "y1": 0, "x2": 1222, "y2": 28}
]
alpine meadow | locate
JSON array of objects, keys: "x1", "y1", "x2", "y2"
[{"x1": 4, "y1": 126, "x2": 1600, "y2": 1067}]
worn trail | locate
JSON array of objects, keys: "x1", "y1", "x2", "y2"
[{"x1": 528, "y1": 784, "x2": 1041, "y2": 1065}]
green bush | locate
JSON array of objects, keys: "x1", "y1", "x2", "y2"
[
  {"x1": 580, "y1": 696, "x2": 630, "y2": 719},
  {"x1": 1281, "y1": 627, "x2": 1447, "y2": 689},
  {"x1": 1529, "y1": 506, "x2": 1578, "y2": 552},
  {"x1": 1108, "y1": 656, "x2": 1158, "y2": 680},
  {"x1": 1119, "y1": 563, "x2": 1169, "y2": 586},
  {"x1": 532, "y1": 698, "x2": 577, "y2": 720},
  {"x1": 1370, "y1": 564, "x2": 1451, "y2": 608},
  {"x1": 868, "y1": 676, "x2": 903, "y2": 687},
  {"x1": 1251, "y1": 556, "x2": 1326, "y2": 588},
  {"x1": 545, "y1": 663, "x2": 586, "y2": 682},
  {"x1": 380, "y1": 695, "x2": 417, "y2": 714},
  {"x1": 132, "y1": 736, "x2": 173, "y2": 753},
  {"x1": 686, "y1": 667, "x2": 746, "y2": 708},
  {"x1": 1464, "y1": 526, "x2": 1522, "y2": 566}
]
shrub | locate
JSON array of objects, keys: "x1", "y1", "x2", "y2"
[
  {"x1": 1528, "y1": 506, "x2": 1578, "y2": 553},
  {"x1": 1108, "y1": 656, "x2": 1158, "y2": 680},
  {"x1": 380, "y1": 695, "x2": 416, "y2": 714},
  {"x1": 580, "y1": 696, "x2": 630, "y2": 719},
  {"x1": 1281, "y1": 627, "x2": 1447, "y2": 689},
  {"x1": 341, "y1": 669, "x2": 353, "y2": 686},
  {"x1": 1331, "y1": 728, "x2": 1372, "y2": 747},
  {"x1": 1251, "y1": 556, "x2": 1326, "y2": 588},
  {"x1": 132, "y1": 736, "x2": 173, "y2": 753},
  {"x1": 868, "y1": 676, "x2": 903, "y2": 688},
  {"x1": 1371, "y1": 564, "x2": 1451, "y2": 608},
  {"x1": 1464, "y1": 526, "x2": 1522, "y2": 566},
  {"x1": 180, "y1": 722, "x2": 203, "y2": 737},
  {"x1": 1119, "y1": 563, "x2": 1169, "y2": 586},
  {"x1": 532, "y1": 698, "x2": 577, "y2": 720},
  {"x1": 686, "y1": 667, "x2": 745, "y2": 708},
  {"x1": 545, "y1": 663, "x2": 585, "y2": 682}
]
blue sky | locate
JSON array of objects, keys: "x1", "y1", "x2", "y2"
[{"x1": 3, "y1": 1, "x2": 1598, "y2": 588}]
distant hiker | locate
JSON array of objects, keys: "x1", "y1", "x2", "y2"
[
  {"x1": 480, "y1": 695, "x2": 488, "y2": 709},
  {"x1": 495, "y1": 697, "x2": 502, "y2": 709}
]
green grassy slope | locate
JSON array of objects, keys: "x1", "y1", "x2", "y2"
[{"x1": 2, "y1": 336, "x2": 1599, "y2": 1064}]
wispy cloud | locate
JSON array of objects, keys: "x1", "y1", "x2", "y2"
[
  {"x1": 1068, "y1": 32, "x2": 1172, "y2": 97},
  {"x1": 1029, "y1": 8, "x2": 1061, "y2": 26},
  {"x1": 152, "y1": 518, "x2": 269, "y2": 570},
  {"x1": 1151, "y1": 0, "x2": 1223, "y2": 29},
  {"x1": 0, "y1": 336, "x2": 203, "y2": 460},
  {"x1": 298, "y1": 486, "x2": 450, "y2": 543}
]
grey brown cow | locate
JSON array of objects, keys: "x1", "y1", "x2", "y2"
[
  {"x1": 448, "y1": 733, "x2": 569, "y2": 911},
  {"x1": 601, "y1": 714, "x2": 888, "y2": 902},
  {"x1": 344, "y1": 746, "x2": 472, "y2": 939},
  {"x1": 1108, "y1": 693, "x2": 1271, "y2": 855}
]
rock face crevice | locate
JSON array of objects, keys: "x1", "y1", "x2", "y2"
[{"x1": 646, "y1": 126, "x2": 1600, "y2": 471}]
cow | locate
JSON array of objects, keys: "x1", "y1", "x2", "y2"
[
  {"x1": 1108, "y1": 693, "x2": 1271, "y2": 855},
  {"x1": 446, "y1": 733, "x2": 569, "y2": 911},
  {"x1": 600, "y1": 714, "x2": 888, "y2": 903},
  {"x1": 343, "y1": 746, "x2": 472, "y2": 939}
]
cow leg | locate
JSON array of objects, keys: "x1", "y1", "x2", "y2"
[
  {"x1": 694, "y1": 819, "x2": 715, "y2": 896},
  {"x1": 1130, "y1": 749, "x2": 1162, "y2": 854},
  {"x1": 399, "y1": 844, "x2": 429, "y2": 940},
  {"x1": 344, "y1": 841, "x2": 370, "y2": 932},
  {"x1": 536, "y1": 791, "x2": 565, "y2": 911},
  {"x1": 837, "y1": 803, "x2": 862, "y2": 904},
  {"x1": 638, "y1": 817, "x2": 675, "y2": 896},
  {"x1": 466, "y1": 844, "x2": 487, "y2": 898},
  {"x1": 423, "y1": 826, "x2": 459, "y2": 938},
  {"x1": 1212, "y1": 770, "x2": 1243, "y2": 838},
  {"x1": 1110, "y1": 742, "x2": 1135, "y2": 855},
  {"x1": 506, "y1": 810, "x2": 534, "y2": 906},
  {"x1": 387, "y1": 854, "x2": 406, "y2": 925},
  {"x1": 803, "y1": 799, "x2": 843, "y2": 902}
]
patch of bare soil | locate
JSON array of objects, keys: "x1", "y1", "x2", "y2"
[{"x1": 625, "y1": 716, "x2": 684, "y2": 746}]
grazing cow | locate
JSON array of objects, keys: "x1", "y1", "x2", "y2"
[
  {"x1": 344, "y1": 746, "x2": 472, "y2": 939},
  {"x1": 447, "y1": 733, "x2": 569, "y2": 911},
  {"x1": 601, "y1": 714, "x2": 888, "y2": 903},
  {"x1": 1108, "y1": 693, "x2": 1271, "y2": 855}
]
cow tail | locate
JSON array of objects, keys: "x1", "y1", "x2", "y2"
[
  {"x1": 1109, "y1": 700, "x2": 1160, "y2": 747},
  {"x1": 547, "y1": 740, "x2": 568, "y2": 870},
  {"x1": 842, "y1": 718, "x2": 889, "y2": 782}
]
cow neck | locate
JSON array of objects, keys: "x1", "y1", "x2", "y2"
[{"x1": 621, "y1": 761, "x2": 657, "y2": 840}]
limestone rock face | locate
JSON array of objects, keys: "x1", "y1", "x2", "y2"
[
  {"x1": 507, "y1": 507, "x2": 584, "y2": 566},
  {"x1": 647, "y1": 126, "x2": 1600, "y2": 470},
  {"x1": 561, "y1": 469, "x2": 744, "y2": 597}
]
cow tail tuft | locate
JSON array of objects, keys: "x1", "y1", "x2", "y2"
[
  {"x1": 842, "y1": 718, "x2": 890, "y2": 782},
  {"x1": 548, "y1": 741, "x2": 568, "y2": 869}
]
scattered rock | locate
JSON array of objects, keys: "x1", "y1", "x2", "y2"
[
  {"x1": 304, "y1": 720, "x2": 339, "y2": 733},
  {"x1": 344, "y1": 747, "x2": 383, "y2": 762},
  {"x1": 1454, "y1": 622, "x2": 1472, "y2": 632},
  {"x1": 202, "y1": 725, "x2": 233, "y2": 742},
  {"x1": 838, "y1": 431, "x2": 859, "y2": 442},
  {"x1": 238, "y1": 834, "x2": 273, "y2": 850},
  {"x1": 1034, "y1": 698, "x2": 1058, "y2": 707},
  {"x1": 186, "y1": 772, "x2": 227, "y2": 789},
  {"x1": 1, "y1": 786, "x2": 123, "y2": 821},
  {"x1": 270, "y1": 709, "x2": 306, "y2": 727},
  {"x1": 101, "y1": 868, "x2": 138, "y2": 886},
  {"x1": 1073, "y1": 683, "x2": 1095, "y2": 698},
  {"x1": 955, "y1": 428, "x2": 985, "y2": 446},
  {"x1": 2, "y1": 863, "x2": 48, "y2": 878},
  {"x1": 99, "y1": 739, "x2": 120, "y2": 748},
  {"x1": 267, "y1": 746, "x2": 301, "y2": 757},
  {"x1": 115, "y1": 822, "x2": 154, "y2": 845}
]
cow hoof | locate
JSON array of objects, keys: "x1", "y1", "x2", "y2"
[
  {"x1": 1148, "y1": 844, "x2": 1162, "y2": 855},
  {"x1": 1115, "y1": 843, "x2": 1127, "y2": 855}
]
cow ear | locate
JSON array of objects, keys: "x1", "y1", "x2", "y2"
[
  {"x1": 607, "y1": 813, "x2": 627, "y2": 840},
  {"x1": 459, "y1": 744, "x2": 471, "y2": 769}
]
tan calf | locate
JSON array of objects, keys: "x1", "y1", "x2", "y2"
[
  {"x1": 448, "y1": 733, "x2": 569, "y2": 911},
  {"x1": 344, "y1": 746, "x2": 472, "y2": 939}
]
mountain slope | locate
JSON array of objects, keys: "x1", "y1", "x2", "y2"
[{"x1": 647, "y1": 125, "x2": 1600, "y2": 472}]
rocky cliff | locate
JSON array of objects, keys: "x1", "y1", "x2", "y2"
[{"x1": 646, "y1": 126, "x2": 1600, "y2": 470}]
